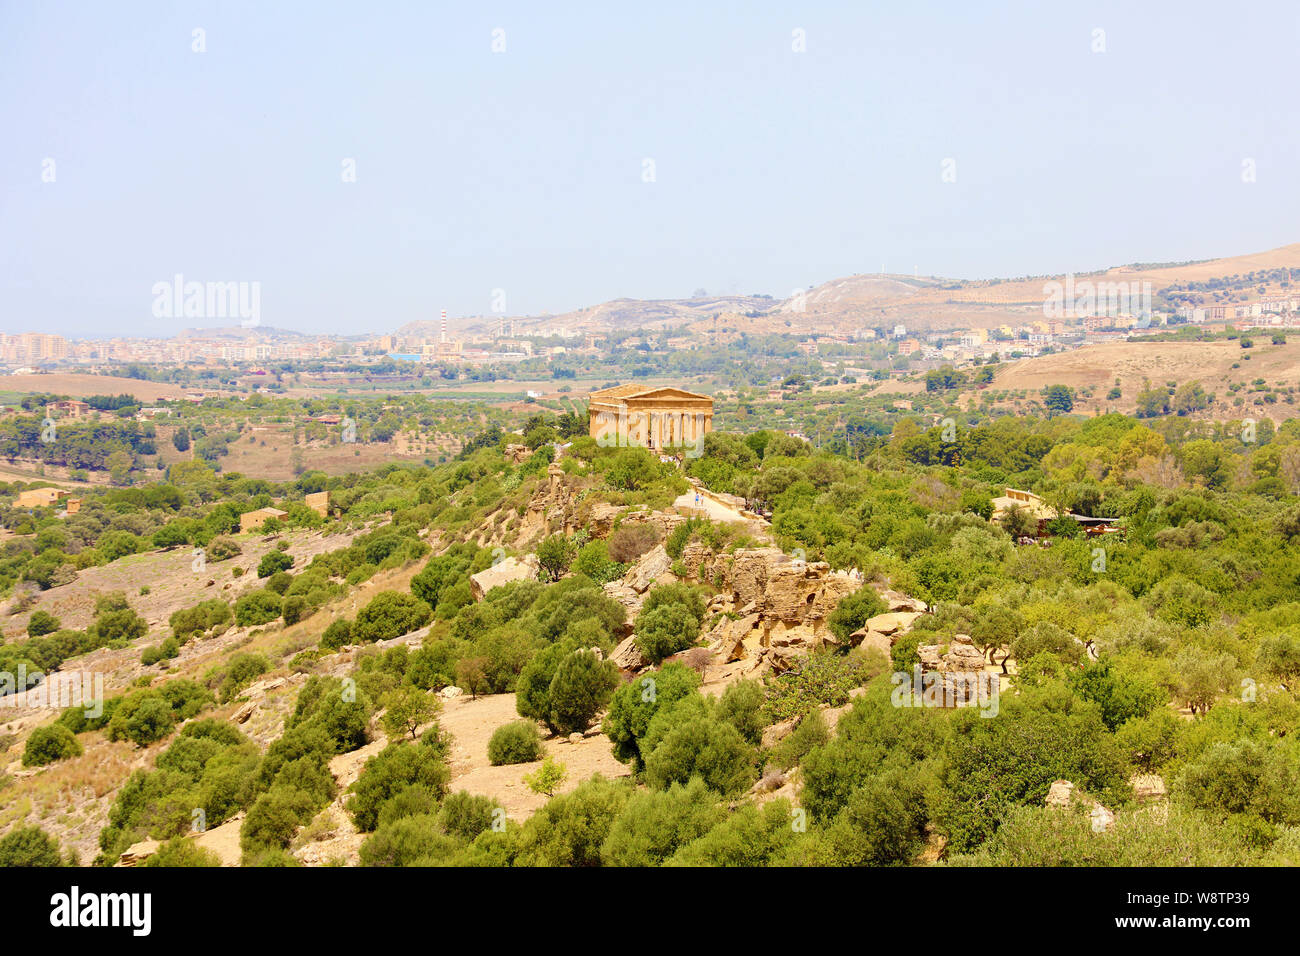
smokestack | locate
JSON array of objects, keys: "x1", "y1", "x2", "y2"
[{"x1": 440, "y1": 309, "x2": 447, "y2": 344}]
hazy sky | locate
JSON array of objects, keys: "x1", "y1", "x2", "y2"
[{"x1": 3, "y1": 1, "x2": 1298, "y2": 338}]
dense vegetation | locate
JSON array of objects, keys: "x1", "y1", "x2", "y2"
[{"x1": 8, "y1": 395, "x2": 1300, "y2": 868}]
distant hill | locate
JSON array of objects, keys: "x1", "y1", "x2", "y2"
[
  {"x1": 769, "y1": 243, "x2": 1300, "y2": 333},
  {"x1": 176, "y1": 325, "x2": 311, "y2": 341},
  {"x1": 442, "y1": 294, "x2": 779, "y2": 339},
  {"x1": 397, "y1": 243, "x2": 1300, "y2": 340}
]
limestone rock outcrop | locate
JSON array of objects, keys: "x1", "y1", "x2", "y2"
[
  {"x1": 470, "y1": 554, "x2": 540, "y2": 601},
  {"x1": 601, "y1": 581, "x2": 643, "y2": 626},
  {"x1": 1131, "y1": 774, "x2": 1167, "y2": 802},
  {"x1": 623, "y1": 544, "x2": 674, "y2": 594},
  {"x1": 862, "y1": 611, "x2": 923, "y2": 637},
  {"x1": 880, "y1": 590, "x2": 928, "y2": 613},
  {"x1": 1045, "y1": 779, "x2": 1115, "y2": 832},
  {"x1": 609, "y1": 635, "x2": 647, "y2": 672},
  {"x1": 663, "y1": 545, "x2": 924, "y2": 679},
  {"x1": 715, "y1": 548, "x2": 858, "y2": 625},
  {"x1": 911, "y1": 634, "x2": 991, "y2": 707}
]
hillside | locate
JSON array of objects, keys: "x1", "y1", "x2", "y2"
[
  {"x1": 773, "y1": 243, "x2": 1300, "y2": 332},
  {"x1": 446, "y1": 294, "x2": 779, "y2": 339},
  {"x1": 982, "y1": 339, "x2": 1300, "y2": 416},
  {"x1": 4, "y1": 407, "x2": 1300, "y2": 871},
  {"x1": 442, "y1": 243, "x2": 1300, "y2": 340}
]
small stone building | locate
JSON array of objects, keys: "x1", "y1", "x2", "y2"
[
  {"x1": 15, "y1": 487, "x2": 72, "y2": 508},
  {"x1": 240, "y1": 507, "x2": 288, "y2": 533}
]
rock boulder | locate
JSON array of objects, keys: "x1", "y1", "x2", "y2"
[
  {"x1": 624, "y1": 544, "x2": 673, "y2": 593},
  {"x1": 469, "y1": 554, "x2": 540, "y2": 601}
]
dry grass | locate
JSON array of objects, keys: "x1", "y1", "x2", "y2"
[
  {"x1": 0, "y1": 374, "x2": 189, "y2": 401},
  {"x1": 983, "y1": 339, "x2": 1300, "y2": 418}
]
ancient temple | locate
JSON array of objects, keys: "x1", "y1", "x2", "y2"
[{"x1": 587, "y1": 385, "x2": 713, "y2": 454}]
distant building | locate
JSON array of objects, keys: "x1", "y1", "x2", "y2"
[
  {"x1": 587, "y1": 385, "x2": 713, "y2": 453},
  {"x1": 991, "y1": 488, "x2": 1057, "y2": 536},
  {"x1": 305, "y1": 492, "x2": 329, "y2": 517},
  {"x1": 992, "y1": 487, "x2": 1120, "y2": 538},
  {"x1": 15, "y1": 487, "x2": 73, "y2": 508},
  {"x1": 240, "y1": 507, "x2": 288, "y2": 533},
  {"x1": 45, "y1": 400, "x2": 91, "y2": 419}
]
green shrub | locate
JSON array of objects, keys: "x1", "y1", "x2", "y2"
[
  {"x1": 437, "y1": 791, "x2": 500, "y2": 841},
  {"x1": 0, "y1": 826, "x2": 63, "y2": 866},
  {"x1": 513, "y1": 775, "x2": 631, "y2": 866},
  {"x1": 634, "y1": 603, "x2": 699, "y2": 664},
  {"x1": 320, "y1": 618, "x2": 353, "y2": 650},
  {"x1": 265, "y1": 571, "x2": 293, "y2": 595},
  {"x1": 353, "y1": 592, "x2": 433, "y2": 644},
  {"x1": 571, "y1": 540, "x2": 626, "y2": 585},
  {"x1": 206, "y1": 537, "x2": 242, "y2": 561},
  {"x1": 667, "y1": 799, "x2": 800, "y2": 866},
  {"x1": 257, "y1": 550, "x2": 294, "y2": 578},
  {"x1": 643, "y1": 705, "x2": 756, "y2": 796},
  {"x1": 22, "y1": 723, "x2": 83, "y2": 767},
  {"x1": 827, "y1": 587, "x2": 887, "y2": 643},
  {"x1": 765, "y1": 710, "x2": 830, "y2": 771},
  {"x1": 347, "y1": 734, "x2": 452, "y2": 832},
  {"x1": 546, "y1": 649, "x2": 619, "y2": 735},
  {"x1": 219, "y1": 653, "x2": 270, "y2": 703},
  {"x1": 487, "y1": 721, "x2": 544, "y2": 765},
  {"x1": 141, "y1": 637, "x2": 180, "y2": 667},
  {"x1": 234, "y1": 590, "x2": 282, "y2": 627},
  {"x1": 359, "y1": 813, "x2": 460, "y2": 867},
  {"x1": 603, "y1": 662, "x2": 700, "y2": 770},
  {"x1": 143, "y1": 838, "x2": 222, "y2": 867},
  {"x1": 601, "y1": 777, "x2": 724, "y2": 866},
  {"x1": 714, "y1": 679, "x2": 766, "y2": 745},
  {"x1": 26, "y1": 610, "x2": 60, "y2": 638},
  {"x1": 241, "y1": 785, "x2": 318, "y2": 853},
  {"x1": 170, "y1": 600, "x2": 233, "y2": 641}
]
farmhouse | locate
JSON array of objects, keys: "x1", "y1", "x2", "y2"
[
  {"x1": 992, "y1": 488, "x2": 1121, "y2": 538},
  {"x1": 15, "y1": 487, "x2": 73, "y2": 508},
  {"x1": 240, "y1": 507, "x2": 288, "y2": 533},
  {"x1": 991, "y1": 488, "x2": 1057, "y2": 537},
  {"x1": 44, "y1": 400, "x2": 91, "y2": 419},
  {"x1": 587, "y1": 385, "x2": 713, "y2": 453}
]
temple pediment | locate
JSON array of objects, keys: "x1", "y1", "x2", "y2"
[{"x1": 589, "y1": 385, "x2": 712, "y2": 405}]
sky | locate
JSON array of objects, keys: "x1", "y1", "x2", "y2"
[{"x1": 2, "y1": 0, "x2": 1299, "y2": 338}]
